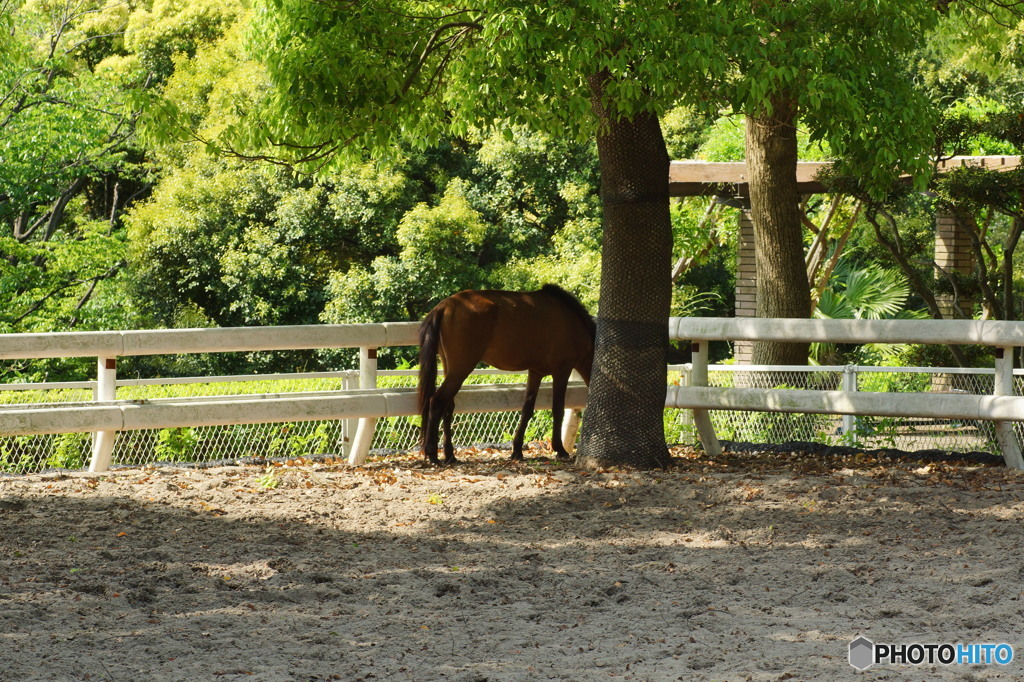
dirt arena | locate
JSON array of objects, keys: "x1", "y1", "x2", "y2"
[{"x1": 2, "y1": 444, "x2": 1023, "y2": 680}]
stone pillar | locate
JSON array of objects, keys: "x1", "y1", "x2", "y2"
[
  {"x1": 934, "y1": 211, "x2": 975, "y2": 319},
  {"x1": 734, "y1": 209, "x2": 756, "y2": 364},
  {"x1": 933, "y1": 211, "x2": 976, "y2": 393}
]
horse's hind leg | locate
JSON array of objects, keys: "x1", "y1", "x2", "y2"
[
  {"x1": 426, "y1": 370, "x2": 471, "y2": 465},
  {"x1": 442, "y1": 402, "x2": 456, "y2": 464},
  {"x1": 511, "y1": 370, "x2": 542, "y2": 461},
  {"x1": 425, "y1": 390, "x2": 456, "y2": 465},
  {"x1": 422, "y1": 386, "x2": 447, "y2": 465},
  {"x1": 423, "y1": 402, "x2": 443, "y2": 465}
]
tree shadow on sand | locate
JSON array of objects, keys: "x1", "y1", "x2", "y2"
[{"x1": 2, "y1": 451, "x2": 1022, "y2": 680}]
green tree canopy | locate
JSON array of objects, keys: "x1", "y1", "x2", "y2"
[
  {"x1": 723, "y1": 0, "x2": 940, "y2": 189},
  {"x1": 1, "y1": 0, "x2": 142, "y2": 349},
  {"x1": 244, "y1": 0, "x2": 738, "y2": 469},
  {"x1": 124, "y1": 5, "x2": 610, "y2": 377},
  {"x1": 244, "y1": 1, "x2": 728, "y2": 160},
  {"x1": 707, "y1": 0, "x2": 942, "y2": 368}
]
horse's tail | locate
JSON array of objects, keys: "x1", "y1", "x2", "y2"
[{"x1": 417, "y1": 305, "x2": 444, "y2": 443}]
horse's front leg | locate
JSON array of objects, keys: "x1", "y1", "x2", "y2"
[
  {"x1": 511, "y1": 371, "x2": 542, "y2": 461},
  {"x1": 549, "y1": 370, "x2": 572, "y2": 461}
]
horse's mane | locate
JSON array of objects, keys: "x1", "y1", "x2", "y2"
[{"x1": 540, "y1": 284, "x2": 596, "y2": 340}]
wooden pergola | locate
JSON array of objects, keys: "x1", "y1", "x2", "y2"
[{"x1": 667, "y1": 156, "x2": 1022, "y2": 363}]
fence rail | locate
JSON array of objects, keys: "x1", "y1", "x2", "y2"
[
  {"x1": 3, "y1": 317, "x2": 1024, "y2": 472},
  {"x1": 0, "y1": 323, "x2": 421, "y2": 359}
]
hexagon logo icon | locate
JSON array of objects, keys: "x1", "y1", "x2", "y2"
[{"x1": 849, "y1": 636, "x2": 875, "y2": 670}]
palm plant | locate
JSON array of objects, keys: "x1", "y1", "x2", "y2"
[{"x1": 811, "y1": 260, "x2": 927, "y2": 364}]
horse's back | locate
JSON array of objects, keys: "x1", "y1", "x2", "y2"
[{"x1": 435, "y1": 288, "x2": 591, "y2": 373}]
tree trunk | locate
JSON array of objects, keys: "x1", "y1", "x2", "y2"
[
  {"x1": 745, "y1": 93, "x2": 810, "y2": 367},
  {"x1": 575, "y1": 73, "x2": 673, "y2": 470}
]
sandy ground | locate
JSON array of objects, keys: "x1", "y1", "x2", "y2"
[{"x1": 2, "y1": 444, "x2": 1024, "y2": 681}]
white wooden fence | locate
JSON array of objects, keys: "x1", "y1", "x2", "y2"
[
  {"x1": 2, "y1": 317, "x2": 1023, "y2": 471},
  {"x1": 674, "y1": 317, "x2": 1024, "y2": 468},
  {"x1": 0, "y1": 322, "x2": 587, "y2": 471}
]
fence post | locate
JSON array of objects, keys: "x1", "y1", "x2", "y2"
[
  {"x1": 348, "y1": 347, "x2": 378, "y2": 465},
  {"x1": 993, "y1": 346, "x2": 1024, "y2": 469},
  {"x1": 842, "y1": 365, "x2": 858, "y2": 444},
  {"x1": 88, "y1": 356, "x2": 117, "y2": 472},
  {"x1": 677, "y1": 364, "x2": 695, "y2": 440},
  {"x1": 690, "y1": 341, "x2": 722, "y2": 456},
  {"x1": 341, "y1": 370, "x2": 359, "y2": 458}
]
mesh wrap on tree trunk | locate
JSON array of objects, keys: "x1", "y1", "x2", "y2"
[
  {"x1": 576, "y1": 76, "x2": 672, "y2": 469},
  {"x1": 577, "y1": 317, "x2": 671, "y2": 468}
]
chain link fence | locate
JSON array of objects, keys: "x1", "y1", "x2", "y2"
[
  {"x1": 666, "y1": 365, "x2": 1021, "y2": 453},
  {"x1": 0, "y1": 370, "x2": 542, "y2": 474},
  {"x1": 0, "y1": 382, "x2": 96, "y2": 473},
  {"x1": 3, "y1": 365, "x2": 1020, "y2": 474}
]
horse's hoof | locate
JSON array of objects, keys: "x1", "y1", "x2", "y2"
[
  {"x1": 555, "y1": 452, "x2": 572, "y2": 462},
  {"x1": 442, "y1": 456, "x2": 459, "y2": 466},
  {"x1": 509, "y1": 453, "x2": 524, "y2": 462}
]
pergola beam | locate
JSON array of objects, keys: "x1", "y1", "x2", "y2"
[{"x1": 668, "y1": 156, "x2": 1022, "y2": 197}]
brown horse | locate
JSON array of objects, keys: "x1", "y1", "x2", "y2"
[{"x1": 417, "y1": 285, "x2": 594, "y2": 465}]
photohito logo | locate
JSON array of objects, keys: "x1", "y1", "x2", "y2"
[{"x1": 849, "y1": 636, "x2": 1014, "y2": 670}]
